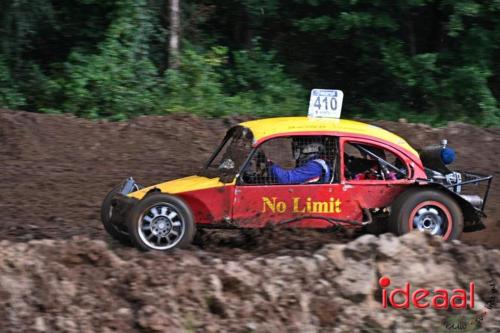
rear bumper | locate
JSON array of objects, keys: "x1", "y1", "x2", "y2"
[
  {"x1": 452, "y1": 171, "x2": 492, "y2": 232},
  {"x1": 455, "y1": 171, "x2": 493, "y2": 214}
]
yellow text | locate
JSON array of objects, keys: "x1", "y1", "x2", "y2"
[{"x1": 262, "y1": 196, "x2": 342, "y2": 214}]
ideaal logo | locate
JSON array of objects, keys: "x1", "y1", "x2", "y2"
[
  {"x1": 379, "y1": 276, "x2": 475, "y2": 309},
  {"x1": 262, "y1": 197, "x2": 342, "y2": 214},
  {"x1": 380, "y1": 275, "x2": 497, "y2": 331}
]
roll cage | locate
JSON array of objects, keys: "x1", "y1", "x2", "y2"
[{"x1": 206, "y1": 126, "x2": 419, "y2": 185}]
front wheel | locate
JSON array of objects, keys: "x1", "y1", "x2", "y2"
[
  {"x1": 127, "y1": 193, "x2": 196, "y2": 251},
  {"x1": 389, "y1": 188, "x2": 463, "y2": 241}
]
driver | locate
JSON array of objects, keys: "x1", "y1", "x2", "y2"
[{"x1": 267, "y1": 138, "x2": 331, "y2": 184}]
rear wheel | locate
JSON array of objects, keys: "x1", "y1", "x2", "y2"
[
  {"x1": 127, "y1": 193, "x2": 196, "y2": 251},
  {"x1": 389, "y1": 188, "x2": 463, "y2": 241},
  {"x1": 101, "y1": 185, "x2": 131, "y2": 244}
]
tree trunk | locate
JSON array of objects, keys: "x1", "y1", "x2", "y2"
[{"x1": 168, "y1": 0, "x2": 180, "y2": 69}]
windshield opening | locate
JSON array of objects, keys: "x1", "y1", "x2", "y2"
[{"x1": 199, "y1": 126, "x2": 253, "y2": 182}]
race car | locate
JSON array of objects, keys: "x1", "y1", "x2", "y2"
[{"x1": 101, "y1": 116, "x2": 492, "y2": 251}]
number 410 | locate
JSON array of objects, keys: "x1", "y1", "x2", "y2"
[{"x1": 314, "y1": 96, "x2": 337, "y2": 110}]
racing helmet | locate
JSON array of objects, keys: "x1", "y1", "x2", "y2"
[{"x1": 292, "y1": 138, "x2": 325, "y2": 164}]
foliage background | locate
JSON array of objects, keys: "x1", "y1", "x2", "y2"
[{"x1": 1, "y1": 0, "x2": 499, "y2": 125}]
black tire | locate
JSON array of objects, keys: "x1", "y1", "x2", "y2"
[
  {"x1": 101, "y1": 185, "x2": 131, "y2": 245},
  {"x1": 389, "y1": 188, "x2": 463, "y2": 241},
  {"x1": 127, "y1": 193, "x2": 196, "y2": 251}
]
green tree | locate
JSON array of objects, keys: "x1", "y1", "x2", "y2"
[
  {"x1": 55, "y1": 0, "x2": 161, "y2": 119},
  {"x1": 0, "y1": 0, "x2": 499, "y2": 125},
  {"x1": 0, "y1": 56, "x2": 25, "y2": 109}
]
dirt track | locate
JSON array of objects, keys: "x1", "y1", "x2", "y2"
[
  {"x1": 1, "y1": 109, "x2": 500, "y2": 332},
  {"x1": 0, "y1": 109, "x2": 498, "y2": 249}
]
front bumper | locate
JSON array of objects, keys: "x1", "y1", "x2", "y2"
[{"x1": 110, "y1": 194, "x2": 138, "y2": 229}]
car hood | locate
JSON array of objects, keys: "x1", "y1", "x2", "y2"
[{"x1": 127, "y1": 175, "x2": 228, "y2": 200}]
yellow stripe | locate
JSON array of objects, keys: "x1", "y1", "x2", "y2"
[
  {"x1": 239, "y1": 117, "x2": 419, "y2": 157},
  {"x1": 128, "y1": 175, "x2": 231, "y2": 199}
]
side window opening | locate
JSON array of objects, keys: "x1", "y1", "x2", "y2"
[
  {"x1": 240, "y1": 136, "x2": 339, "y2": 185},
  {"x1": 343, "y1": 142, "x2": 408, "y2": 181}
]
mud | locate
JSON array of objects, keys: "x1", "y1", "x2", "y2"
[{"x1": 0, "y1": 232, "x2": 499, "y2": 332}]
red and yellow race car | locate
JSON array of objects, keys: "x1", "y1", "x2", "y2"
[{"x1": 101, "y1": 116, "x2": 492, "y2": 251}]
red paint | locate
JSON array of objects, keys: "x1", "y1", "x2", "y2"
[
  {"x1": 338, "y1": 136, "x2": 427, "y2": 182},
  {"x1": 169, "y1": 132, "x2": 429, "y2": 229},
  {"x1": 176, "y1": 181, "x2": 408, "y2": 228},
  {"x1": 380, "y1": 276, "x2": 475, "y2": 310},
  {"x1": 232, "y1": 184, "x2": 363, "y2": 228},
  {"x1": 177, "y1": 185, "x2": 234, "y2": 224}
]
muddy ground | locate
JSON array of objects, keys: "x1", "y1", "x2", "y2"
[
  {"x1": 0, "y1": 109, "x2": 498, "y2": 249},
  {"x1": 0, "y1": 109, "x2": 499, "y2": 332}
]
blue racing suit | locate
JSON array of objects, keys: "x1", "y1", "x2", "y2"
[{"x1": 269, "y1": 159, "x2": 331, "y2": 184}]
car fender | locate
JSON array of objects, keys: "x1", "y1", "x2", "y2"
[{"x1": 403, "y1": 182, "x2": 485, "y2": 232}]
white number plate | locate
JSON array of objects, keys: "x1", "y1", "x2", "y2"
[{"x1": 308, "y1": 89, "x2": 344, "y2": 118}]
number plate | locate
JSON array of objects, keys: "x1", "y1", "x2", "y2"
[{"x1": 308, "y1": 89, "x2": 344, "y2": 119}]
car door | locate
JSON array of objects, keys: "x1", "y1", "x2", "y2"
[
  {"x1": 339, "y1": 137, "x2": 414, "y2": 209},
  {"x1": 231, "y1": 135, "x2": 363, "y2": 228}
]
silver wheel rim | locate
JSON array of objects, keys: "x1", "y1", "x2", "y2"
[
  {"x1": 413, "y1": 206, "x2": 446, "y2": 236},
  {"x1": 138, "y1": 203, "x2": 185, "y2": 250}
]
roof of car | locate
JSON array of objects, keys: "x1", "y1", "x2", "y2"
[{"x1": 239, "y1": 116, "x2": 418, "y2": 157}]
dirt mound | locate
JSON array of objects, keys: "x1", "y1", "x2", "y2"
[{"x1": 0, "y1": 232, "x2": 498, "y2": 332}]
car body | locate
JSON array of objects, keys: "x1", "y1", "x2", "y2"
[{"x1": 102, "y1": 116, "x2": 492, "y2": 251}]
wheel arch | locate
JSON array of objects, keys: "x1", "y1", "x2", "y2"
[
  {"x1": 127, "y1": 191, "x2": 196, "y2": 251},
  {"x1": 145, "y1": 188, "x2": 219, "y2": 225},
  {"x1": 394, "y1": 183, "x2": 484, "y2": 232},
  {"x1": 143, "y1": 187, "x2": 161, "y2": 197}
]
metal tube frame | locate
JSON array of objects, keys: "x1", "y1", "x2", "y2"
[{"x1": 428, "y1": 171, "x2": 493, "y2": 213}]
